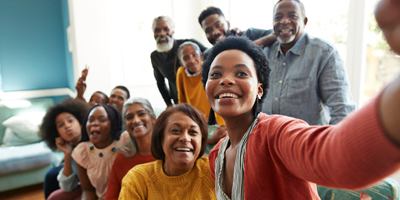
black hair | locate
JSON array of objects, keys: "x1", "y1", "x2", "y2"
[
  {"x1": 201, "y1": 36, "x2": 271, "y2": 114},
  {"x1": 93, "y1": 91, "x2": 109, "y2": 103},
  {"x1": 80, "y1": 104, "x2": 122, "y2": 142},
  {"x1": 198, "y1": 6, "x2": 225, "y2": 26},
  {"x1": 40, "y1": 97, "x2": 91, "y2": 151},
  {"x1": 112, "y1": 85, "x2": 130, "y2": 99}
]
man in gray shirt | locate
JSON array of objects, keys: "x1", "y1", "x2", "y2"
[{"x1": 261, "y1": 0, "x2": 356, "y2": 125}]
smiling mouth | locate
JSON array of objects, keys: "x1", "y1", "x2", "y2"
[
  {"x1": 133, "y1": 125, "x2": 144, "y2": 130},
  {"x1": 279, "y1": 28, "x2": 293, "y2": 35},
  {"x1": 91, "y1": 131, "x2": 101, "y2": 136},
  {"x1": 217, "y1": 93, "x2": 239, "y2": 99},
  {"x1": 175, "y1": 148, "x2": 192, "y2": 152}
]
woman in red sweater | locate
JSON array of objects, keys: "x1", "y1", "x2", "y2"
[
  {"x1": 201, "y1": 0, "x2": 400, "y2": 198},
  {"x1": 104, "y1": 98, "x2": 157, "y2": 200}
]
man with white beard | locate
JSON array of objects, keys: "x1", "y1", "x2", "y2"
[
  {"x1": 150, "y1": 16, "x2": 207, "y2": 107},
  {"x1": 261, "y1": 0, "x2": 356, "y2": 125}
]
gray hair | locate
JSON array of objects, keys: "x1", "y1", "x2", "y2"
[
  {"x1": 177, "y1": 41, "x2": 202, "y2": 63},
  {"x1": 120, "y1": 97, "x2": 155, "y2": 157},
  {"x1": 151, "y1": 16, "x2": 175, "y2": 32}
]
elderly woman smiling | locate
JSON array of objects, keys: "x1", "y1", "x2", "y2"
[{"x1": 118, "y1": 103, "x2": 216, "y2": 200}]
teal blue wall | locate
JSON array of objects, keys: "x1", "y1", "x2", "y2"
[{"x1": 0, "y1": 0, "x2": 74, "y2": 92}]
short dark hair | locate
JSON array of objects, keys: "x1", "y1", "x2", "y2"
[
  {"x1": 81, "y1": 104, "x2": 122, "y2": 142},
  {"x1": 40, "y1": 97, "x2": 91, "y2": 151},
  {"x1": 93, "y1": 91, "x2": 109, "y2": 104},
  {"x1": 151, "y1": 103, "x2": 208, "y2": 160},
  {"x1": 201, "y1": 36, "x2": 271, "y2": 113},
  {"x1": 274, "y1": 0, "x2": 306, "y2": 19},
  {"x1": 198, "y1": 6, "x2": 225, "y2": 26},
  {"x1": 112, "y1": 85, "x2": 130, "y2": 99}
]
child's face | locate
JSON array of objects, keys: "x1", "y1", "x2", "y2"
[
  {"x1": 205, "y1": 49, "x2": 263, "y2": 118},
  {"x1": 89, "y1": 93, "x2": 107, "y2": 107},
  {"x1": 86, "y1": 106, "x2": 112, "y2": 148},
  {"x1": 55, "y1": 112, "x2": 81, "y2": 143}
]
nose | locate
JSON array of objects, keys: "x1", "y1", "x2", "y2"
[
  {"x1": 179, "y1": 131, "x2": 191, "y2": 144},
  {"x1": 159, "y1": 29, "x2": 167, "y2": 36},
  {"x1": 132, "y1": 115, "x2": 140, "y2": 124},
  {"x1": 212, "y1": 28, "x2": 220, "y2": 36},
  {"x1": 220, "y1": 75, "x2": 234, "y2": 86},
  {"x1": 280, "y1": 17, "x2": 290, "y2": 24}
]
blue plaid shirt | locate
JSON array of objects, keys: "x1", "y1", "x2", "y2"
[{"x1": 261, "y1": 33, "x2": 356, "y2": 125}]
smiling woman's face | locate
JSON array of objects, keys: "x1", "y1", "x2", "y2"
[
  {"x1": 205, "y1": 49, "x2": 263, "y2": 118},
  {"x1": 162, "y1": 112, "x2": 202, "y2": 175}
]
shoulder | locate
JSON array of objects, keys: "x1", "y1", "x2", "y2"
[
  {"x1": 72, "y1": 142, "x2": 88, "y2": 155},
  {"x1": 252, "y1": 113, "x2": 309, "y2": 137},
  {"x1": 177, "y1": 67, "x2": 185, "y2": 76},
  {"x1": 195, "y1": 157, "x2": 210, "y2": 173},
  {"x1": 150, "y1": 50, "x2": 158, "y2": 58},
  {"x1": 304, "y1": 34, "x2": 337, "y2": 53},
  {"x1": 127, "y1": 160, "x2": 158, "y2": 177}
]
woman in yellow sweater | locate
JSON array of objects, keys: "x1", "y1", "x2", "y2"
[{"x1": 118, "y1": 103, "x2": 216, "y2": 200}]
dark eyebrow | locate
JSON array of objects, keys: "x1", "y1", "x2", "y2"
[{"x1": 211, "y1": 64, "x2": 250, "y2": 69}]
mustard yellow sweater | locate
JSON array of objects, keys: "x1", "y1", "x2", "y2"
[
  {"x1": 118, "y1": 157, "x2": 216, "y2": 200},
  {"x1": 176, "y1": 67, "x2": 225, "y2": 126}
]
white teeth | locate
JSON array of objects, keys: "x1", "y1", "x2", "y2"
[
  {"x1": 134, "y1": 125, "x2": 144, "y2": 129},
  {"x1": 281, "y1": 29, "x2": 291, "y2": 33},
  {"x1": 176, "y1": 148, "x2": 191, "y2": 152},
  {"x1": 219, "y1": 93, "x2": 238, "y2": 99}
]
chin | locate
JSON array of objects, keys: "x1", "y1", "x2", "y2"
[{"x1": 277, "y1": 35, "x2": 295, "y2": 44}]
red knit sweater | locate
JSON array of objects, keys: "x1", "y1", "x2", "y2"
[
  {"x1": 209, "y1": 96, "x2": 400, "y2": 199},
  {"x1": 104, "y1": 153, "x2": 155, "y2": 200}
]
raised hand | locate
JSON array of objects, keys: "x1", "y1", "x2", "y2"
[{"x1": 55, "y1": 137, "x2": 72, "y2": 155}]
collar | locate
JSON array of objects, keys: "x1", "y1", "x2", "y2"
[
  {"x1": 276, "y1": 33, "x2": 308, "y2": 57},
  {"x1": 185, "y1": 68, "x2": 201, "y2": 77}
]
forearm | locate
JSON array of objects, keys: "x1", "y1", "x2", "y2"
[
  {"x1": 81, "y1": 190, "x2": 97, "y2": 200},
  {"x1": 157, "y1": 83, "x2": 172, "y2": 106},
  {"x1": 253, "y1": 34, "x2": 277, "y2": 48},
  {"x1": 62, "y1": 153, "x2": 74, "y2": 177}
]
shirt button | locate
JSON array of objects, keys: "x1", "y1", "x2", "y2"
[
  {"x1": 275, "y1": 98, "x2": 278, "y2": 101},
  {"x1": 283, "y1": 62, "x2": 286, "y2": 66},
  {"x1": 279, "y1": 80, "x2": 282, "y2": 83}
]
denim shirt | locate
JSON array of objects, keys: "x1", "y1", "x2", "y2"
[{"x1": 261, "y1": 33, "x2": 356, "y2": 125}]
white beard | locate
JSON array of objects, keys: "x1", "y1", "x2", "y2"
[
  {"x1": 156, "y1": 35, "x2": 174, "y2": 52},
  {"x1": 277, "y1": 34, "x2": 295, "y2": 44}
]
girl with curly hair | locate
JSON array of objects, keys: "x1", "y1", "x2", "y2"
[{"x1": 40, "y1": 97, "x2": 90, "y2": 199}]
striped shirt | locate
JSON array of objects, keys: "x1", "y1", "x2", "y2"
[{"x1": 214, "y1": 114, "x2": 260, "y2": 200}]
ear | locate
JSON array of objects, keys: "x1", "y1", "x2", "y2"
[
  {"x1": 257, "y1": 83, "x2": 264, "y2": 98},
  {"x1": 303, "y1": 17, "x2": 308, "y2": 26},
  {"x1": 227, "y1": 20, "x2": 231, "y2": 29},
  {"x1": 200, "y1": 53, "x2": 203, "y2": 61}
]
